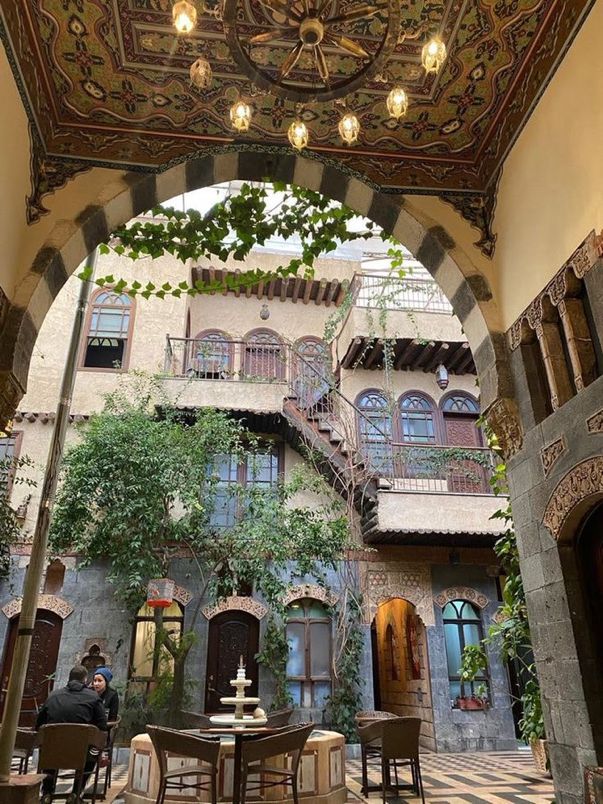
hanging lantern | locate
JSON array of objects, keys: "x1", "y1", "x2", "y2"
[
  {"x1": 435, "y1": 363, "x2": 449, "y2": 390},
  {"x1": 386, "y1": 86, "x2": 409, "y2": 120},
  {"x1": 189, "y1": 57, "x2": 212, "y2": 91},
  {"x1": 338, "y1": 111, "x2": 360, "y2": 146},
  {"x1": 172, "y1": 0, "x2": 198, "y2": 34},
  {"x1": 147, "y1": 578, "x2": 175, "y2": 609},
  {"x1": 229, "y1": 99, "x2": 252, "y2": 132},
  {"x1": 288, "y1": 119, "x2": 309, "y2": 151},
  {"x1": 421, "y1": 37, "x2": 447, "y2": 74}
]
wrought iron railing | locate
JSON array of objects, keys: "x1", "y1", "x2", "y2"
[
  {"x1": 386, "y1": 443, "x2": 497, "y2": 493},
  {"x1": 353, "y1": 273, "x2": 453, "y2": 314}
]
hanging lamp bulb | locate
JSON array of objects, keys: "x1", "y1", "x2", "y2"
[
  {"x1": 229, "y1": 99, "x2": 252, "y2": 132},
  {"x1": 386, "y1": 86, "x2": 409, "y2": 120},
  {"x1": 189, "y1": 57, "x2": 212, "y2": 91},
  {"x1": 338, "y1": 111, "x2": 360, "y2": 146},
  {"x1": 172, "y1": 0, "x2": 198, "y2": 33},
  {"x1": 288, "y1": 119, "x2": 309, "y2": 151},
  {"x1": 421, "y1": 36, "x2": 447, "y2": 74}
]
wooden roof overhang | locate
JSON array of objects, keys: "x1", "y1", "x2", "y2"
[{"x1": 340, "y1": 337, "x2": 476, "y2": 374}]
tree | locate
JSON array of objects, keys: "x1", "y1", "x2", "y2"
[{"x1": 48, "y1": 377, "x2": 351, "y2": 723}]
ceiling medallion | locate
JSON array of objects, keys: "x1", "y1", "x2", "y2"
[{"x1": 172, "y1": 0, "x2": 447, "y2": 150}]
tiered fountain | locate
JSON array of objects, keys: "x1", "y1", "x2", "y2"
[{"x1": 209, "y1": 656, "x2": 267, "y2": 727}]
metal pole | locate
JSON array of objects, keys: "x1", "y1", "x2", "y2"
[{"x1": 0, "y1": 248, "x2": 97, "y2": 781}]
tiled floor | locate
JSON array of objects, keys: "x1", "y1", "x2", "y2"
[{"x1": 105, "y1": 750, "x2": 554, "y2": 803}]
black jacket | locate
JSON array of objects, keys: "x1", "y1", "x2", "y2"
[
  {"x1": 36, "y1": 680, "x2": 108, "y2": 731},
  {"x1": 99, "y1": 686, "x2": 119, "y2": 722}
]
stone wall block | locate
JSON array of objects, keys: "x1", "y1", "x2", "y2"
[{"x1": 520, "y1": 553, "x2": 545, "y2": 593}]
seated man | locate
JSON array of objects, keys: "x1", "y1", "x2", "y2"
[{"x1": 36, "y1": 664, "x2": 108, "y2": 799}]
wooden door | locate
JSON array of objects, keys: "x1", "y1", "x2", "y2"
[
  {"x1": 204, "y1": 611, "x2": 259, "y2": 713},
  {"x1": 0, "y1": 610, "x2": 63, "y2": 727},
  {"x1": 444, "y1": 415, "x2": 485, "y2": 493}
]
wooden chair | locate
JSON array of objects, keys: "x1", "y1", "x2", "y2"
[
  {"x1": 37, "y1": 723, "x2": 105, "y2": 804},
  {"x1": 240, "y1": 722, "x2": 314, "y2": 804},
  {"x1": 380, "y1": 717, "x2": 425, "y2": 804},
  {"x1": 147, "y1": 724, "x2": 221, "y2": 804},
  {"x1": 358, "y1": 719, "x2": 385, "y2": 797},
  {"x1": 13, "y1": 727, "x2": 38, "y2": 774},
  {"x1": 99, "y1": 716, "x2": 122, "y2": 799},
  {"x1": 265, "y1": 707, "x2": 293, "y2": 728}
]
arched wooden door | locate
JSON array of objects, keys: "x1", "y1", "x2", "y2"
[
  {"x1": 0, "y1": 609, "x2": 63, "y2": 726},
  {"x1": 204, "y1": 610, "x2": 259, "y2": 713}
]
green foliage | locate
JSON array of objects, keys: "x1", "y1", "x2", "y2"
[
  {"x1": 90, "y1": 183, "x2": 401, "y2": 299},
  {"x1": 256, "y1": 615, "x2": 293, "y2": 711},
  {"x1": 0, "y1": 453, "x2": 37, "y2": 579}
]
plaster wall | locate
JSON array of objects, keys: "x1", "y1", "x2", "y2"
[
  {"x1": 493, "y1": 0, "x2": 603, "y2": 327},
  {"x1": 377, "y1": 490, "x2": 504, "y2": 536},
  {"x1": 337, "y1": 304, "x2": 465, "y2": 349}
]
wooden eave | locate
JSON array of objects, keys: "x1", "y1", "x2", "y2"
[{"x1": 340, "y1": 337, "x2": 476, "y2": 374}]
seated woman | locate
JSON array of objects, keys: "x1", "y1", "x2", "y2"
[{"x1": 92, "y1": 666, "x2": 119, "y2": 722}]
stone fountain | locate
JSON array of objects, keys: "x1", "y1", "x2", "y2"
[{"x1": 209, "y1": 656, "x2": 267, "y2": 727}]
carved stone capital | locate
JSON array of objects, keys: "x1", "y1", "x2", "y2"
[
  {"x1": 483, "y1": 397, "x2": 523, "y2": 459},
  {"x1": 542, "y1": 456, "x2": 603, "y2": 540}
]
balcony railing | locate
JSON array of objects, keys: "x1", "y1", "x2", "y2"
[
  {"x1": 383, "y1": 443, "x2": 497, "y2": 493},
  {"x1": 354, "y1": 273, "x2": 453, "y2": 314}
]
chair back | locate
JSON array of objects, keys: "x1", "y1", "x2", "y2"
[
  {"x1": 180, "y1": 710, "x2": 212, "y2": 729},
  {"x1": 358, "y1": 720, "x2": 383, "y2": 746},
  {"x1": 265, "y1": 708, "x2": 293, "y2": 728},
  {"x1": 107, "y1": 715, "x2": 122, "y2": 746},
  {"x1": 147, "y1": 725, "x2": 221, "y2": 778},
  {"x1": 37, "y1": 724, "x2": 102, "y2": 770},
  {"x1": 14, "y1": 728, "x2": 38, "y2": 754},
  {"x1": 380, "y1": 717, "x2": 422, "y2": 761},
  {"x1": 242, "y1": 723, "x2": 314, "y2": 771},
  {"x1": 355, "y1": 710, "x2": 397, "y2": 726}
]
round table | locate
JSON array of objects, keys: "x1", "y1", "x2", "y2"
[{"x1": 124, "y1": 728, "x2": 347, "y2": 804}]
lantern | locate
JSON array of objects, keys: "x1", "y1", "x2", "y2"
[
  {"x1": 338, "y1": 112, "x2": 360, "y2": 146},
  {"x1": 229, "y1": 99, "x2": 252, "y2": 133},
  {"x1": 147, "y1": 578, "x2": 175, "y2": 609},
  {"x1": 421, "y1": 37, "x2": 447, "y2": 74},
  {"x1": 386, "y1": 86, "x2": 408, "y2": 120},
  {"x1": 435, "y1": 363, "x2": 449, "y2": 390},
  {"x1": 288, "y1": 119, "x2": 309, "y2": 151},
  {"x1": 189, "y1": 57, "x2": 212, "y2": 91},
  {"x1": 172, "y1": 0, "x2": 198, "y2": 34}
]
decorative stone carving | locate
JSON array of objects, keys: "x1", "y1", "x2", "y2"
[
  {"x1": 75, "y1": 638, "x2": 113, "y2": 671},
  {"x1": 542, "y1": 456, "x2": 603, "y2": 540},
  {"x1": 441, "y1": 175, "x2": 499, "y2": 258},
  {"x1": 484, "y1": 397, "x2": 523, "y2": 459},
  {"x1": 173, "y1": 584, "x2": 193, "y2": 607},
  {"x1": 492, "y1": 609, "x2": 507, "y2": 624},
  {"x1": 2, "y1": 594, "x2": 74, "y2": 619},
  {"x1": 202, "y1": 595, "x2": 268, "y2": 621},
  {"x1": 281, "y1": 584, "x2": 337, "y2": 607},
  {"x1": 433, "y1": 587, "x2": 488, "y2": 609},
  {"x1": 587, "y1": 409, "x2": 603, "y2": 434},
  {"x1": 364, "y1": 564, "x2": 434, "y2": 626},
  {"x1": 540, "y1": 436, "x2": 566, "y2": 478}
]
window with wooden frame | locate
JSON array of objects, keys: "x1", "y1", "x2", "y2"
[
  {"x1": 206, "y1": 446, "x2": 281, "y2": 530},
  {"x1": 293, "y1": 337, "x2": 331, "y2": 409},
  {"x1": 242, "y1": 329, "x2": 286, "y2": 381},
  {"x1": 399, "y1": 393, "x2": 437, "y2": 444},
  {"x1": 0, "y1": 431, "x2": 22, "y2": 496},
  {"x1": 356, "y1": 390, "x2": 393, "y2": 475},
  {"x1": 81, "y1": 290, "x2": 134, "y2": 370},
  {"x1": 129, "y1": 601, "x2": 184, "y2": 695},
  {"x1": 442, "y1": 600, "x2": 488, "y2": 705},
  {"x1": 286, "y1": 598, "x2": 332, "y2": 709},
  {"x1": 440, "y1": 392, "x2": 485, "y2": 493},
  {"x1": 189, "y1": 330, "x2": 233, "y2": 380}
]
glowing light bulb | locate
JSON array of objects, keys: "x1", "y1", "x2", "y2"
[
  {"x1": 386, "y1": 86, "x2": 409, "y2": 120},
  {"x1": 229, "y1": 100, "x2": 252, "y2": 132},
  {"x1": 421, "y1": 37, "x2": 447, "y2": 74},
  {"x1": 338, "y1": 112, "x2": 360, "y2": 146},
  {"x1": 288, "y1": 119, "x2": 309, "y2": 151},
  {"x1": 172, "y1": 1, "x2": 197, "y2": 34}
]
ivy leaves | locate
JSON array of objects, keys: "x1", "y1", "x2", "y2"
[{"x1": 87, "y1": 183, "x2": 391, "y2": 299}]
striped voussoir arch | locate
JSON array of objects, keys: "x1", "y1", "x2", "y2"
[{"x1": 0, "y1": 151, "x2": 513, "y2": 429}]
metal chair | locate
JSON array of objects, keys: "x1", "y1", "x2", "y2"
[
  {"x1": 147, "y1": 724, "x2": 221, "y2": 804},
  {"x1": 240, "y1": 722, "x2": 314, "y2": 804},
  {"x1": 13, "y1": 727, "x2": 38, "y2": 774},
  {"x1": 355, "y1": 710, "x2": 398, "y2": 727},
  {"x1": 37, "y1": 723, "x2": 105, "y2": 804},
  {"x1": 99, "y1": 716, "x2": 121, "y2": 799},
  {"x1": 380, "y1": 717, "x2": 425, "y2": 804},
  {"x1": 180, "y1": 709, "x2": 213, "y2": 729},
  {"x1": 358, "y1": 719, "x2": 385, "y2": 797},
  {"x1": 265, "y1": 707, "x2": 293, "y2": 728}
]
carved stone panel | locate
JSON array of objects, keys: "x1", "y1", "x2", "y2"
[
  {"x1": 587, "y1": 409, "x2": 603, "y2": 434},
  {"x1": 542, "y1": 456, "x2": 603, "y2": 540},
  {"x1": 202, "y1": 595, "x2": 268, "y2": 621},
  {"x1": 541, "y1": 436, "x2": 566, "y2": 478},
  {"x1": 281, "y1": 584, "x2": 337, "y2": 607},
  {"x1": 433, "y1": 586, "x2": 488, "y2": 609},
  {"x1": 2, "y1": 594, "x2": 74, "y2": 620},
  {"x1": 363, "y1": 563, "x2": 434, "y2": 626}
]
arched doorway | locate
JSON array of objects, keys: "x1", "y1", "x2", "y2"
[
  {"x1": 577, "y1": 502, "x2": 603, "y2": 663},
  {"x1": 205, "y1": 610, "x2": 259, "y2": 713},
  {"x1": 370, "y1": 597, "x2": 434, "y2": 749},
  {"x1": 0, "y1": 609, "x2": 63, "y2": 727}
]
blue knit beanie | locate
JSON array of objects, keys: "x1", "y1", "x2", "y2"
[{"x1": 95, "y1": 666, "x2": 113, "y2": 684}]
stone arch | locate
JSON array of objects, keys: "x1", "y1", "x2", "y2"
[
  {"x1": 1, "y1": 594, "x2": 74, "y2": 620},
  {"x1": 433, "y1": 587, "x2": 489, "y2": 609},
  {"x1": 173, "y1": 584, "x2": 193, "y2": 607},
  {"x1": 281, "y1": 583, "x2": 337, "y2": 607},
  {"x1": 4, "y1": 153, "x2": 514, "y2": 444},
  {"x1": 366, "y1": 584, "x2": 434, "y2": 627},
  {"x1": 542, "y1": 456, "x2": 603, "y2": 541},
  {"x1": 202, "y1": 595, "x2": 268, "y2": 620}
]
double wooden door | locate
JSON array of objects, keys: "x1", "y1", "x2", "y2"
[
  {"x1": 204, "y1": 611, "x2": 259, "y2": 713},
  {"x1": 0, "y1": 610, "x2": 63, "y2": 727},
  {"x1": 444, "y1": 414, "x2": 486, "y2": 493}
]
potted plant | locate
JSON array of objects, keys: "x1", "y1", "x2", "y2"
[{"x1": 456, "y1": 694, "x2": 489, "y2": 711}]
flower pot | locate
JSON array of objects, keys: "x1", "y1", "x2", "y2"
[
  {"x1": 530, "y1": 738, "x2": 550, "y2": 775},
  {"x1": 457, "y1": 696, "x2": 488, "y2": 710}
]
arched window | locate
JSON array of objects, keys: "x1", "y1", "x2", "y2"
[
  {"x1": 442, "y1": 600, "x2": 487, "y2": 705},
  {"x1": 243, "y1": 329, "x2": 286, "y2": 381},
  {"x1": 43, "y1": 559, "x2": 66, "y2": 595},
  {"x1": 190, "y1": 330, "x2": 233, "y2": 380},
  {"x1": 441, "y1": 392, "x2": 485, "y2": 492},
  {"x1": 129, "y1": 601, "x2": 184, "y2": 695},
  {"x1": 0, "y1": 430, "x2": 22, "y2": 495},
  {"x1": 441, "y1": 394, "x2": 479, "y2": 414},
  {"x1": 294, "y1": 337, "x2": 331, "y2": 409},
  {"x1": 286, "y1": 598, "x2": 332, "y2": 709},
  {"x1": 357, "y1": 391, "x2": 392, "y2": 474},
  {"x1": 82, "y1": 290, "x2": 134, "y2": 370},
  {"x1": 399, "y1": 394, "x2": 436, "y2": 444}
]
